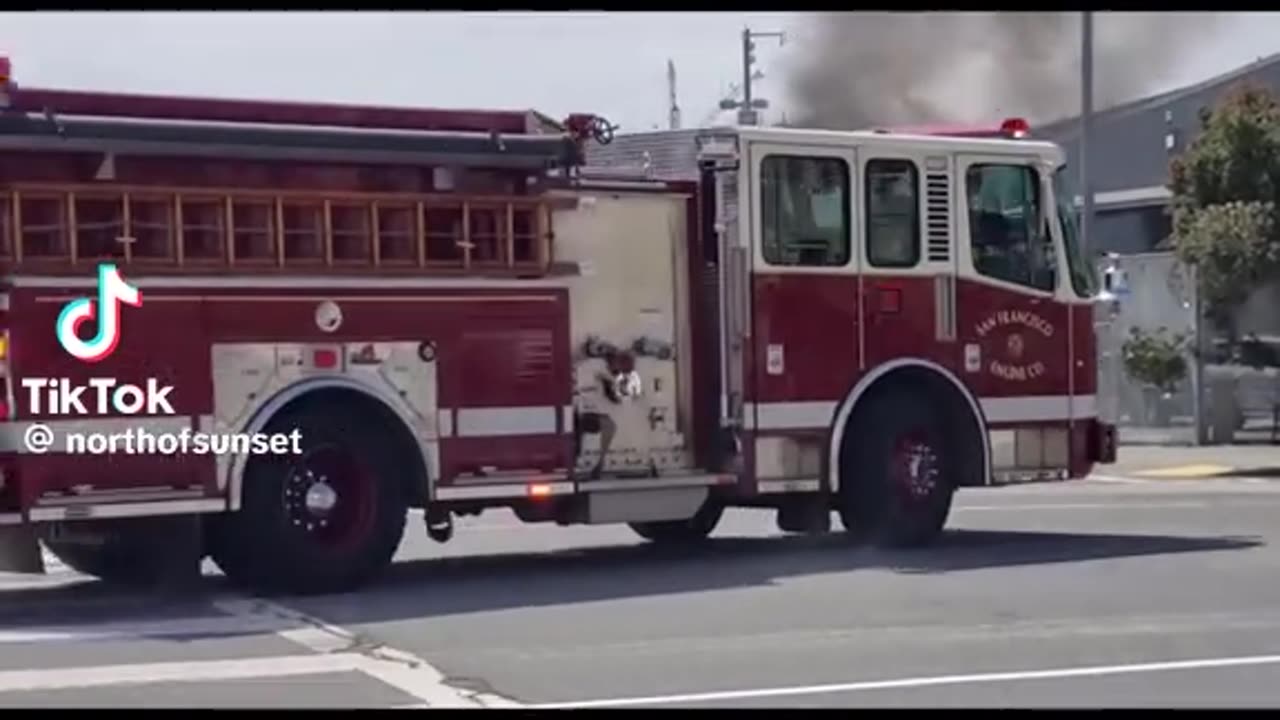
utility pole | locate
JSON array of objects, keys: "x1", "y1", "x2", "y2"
[
  {"x1": 1080, "y1": 12, "x2": 1094, "y2": 259},
  {"x1": 720, "y1": 27, "x2": 784, "y2": 126}
]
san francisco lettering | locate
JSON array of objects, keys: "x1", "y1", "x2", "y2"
[{"x1": 973, "y1": 309, "x2": 1054, "y2": 339}]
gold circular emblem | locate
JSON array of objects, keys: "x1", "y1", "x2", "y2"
[{"x1": 1007, "y1": 333, "x2": 1025, "y2": 360}]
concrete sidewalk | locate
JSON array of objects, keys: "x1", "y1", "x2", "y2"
[{"x1": 1104, "y1": 444, "x2": 1280, "y2": 479}]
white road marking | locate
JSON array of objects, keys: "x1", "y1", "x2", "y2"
[
  {"x1": 956, "y1": 501, "x2": 1208, "y2": 512},
  {"x1": 0, "y1": 653, "x2": 363, "y2": 693},
  {"x1": 1087, "y1": 474, "x2": 1152, "y2": 484},
  {"x1": 212, "y1": 596, "x2": 521, "y2": 708},
  {"x1": 0, "y1": 613, "x2": 297, "y2": 645},
  {"x1": 538, "y1": 653, "x2": 1280, "y2": 708}
]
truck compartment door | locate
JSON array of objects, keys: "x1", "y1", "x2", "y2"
[{"x1": 745, "y1": 141, "x2": 859, "y2": 482}]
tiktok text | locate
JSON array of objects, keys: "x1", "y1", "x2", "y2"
[
  {"x1": 21, "y1": 378, "x2": 175, "y2": 416},
  {"x1": 22, "y1": 424, "x2": 303, "y2": 456}
]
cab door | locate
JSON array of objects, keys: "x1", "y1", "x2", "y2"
[
  {"x1": 954, "y1": 156, "x2": 1072, "y2": 436},
  {"x1": 746, "y1": 142, "x2": 860, "y2": 434}
]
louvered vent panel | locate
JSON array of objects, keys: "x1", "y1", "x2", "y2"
[{"x1": 925, "y1": 171, "x2": 952, "y2": 263}]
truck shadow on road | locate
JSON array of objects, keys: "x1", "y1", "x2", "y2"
[
  {"x1": 0, "y1": 528, "x2": 1262, "y2": 626},
  {"x1": 270, "y1": 527, "x2": 1264, "y2": 624}
]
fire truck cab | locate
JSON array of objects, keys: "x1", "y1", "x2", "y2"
[
  {"x1": 694, "y1": 120, "x2": 1114, "y2": 539},
  {"x1": 0, "y1": 56, "x2": 1115, "y2": 594}
]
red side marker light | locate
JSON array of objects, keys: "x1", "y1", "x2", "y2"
[
  {"x1": 879, "y1": 288, "x2": 902, "y2": 314},
  {"x1": 313, "y1": 349, "x2": 339, "y2": 369},
  {"x1": 528, "y1": 483, "x2": 553, "y2": 498}
]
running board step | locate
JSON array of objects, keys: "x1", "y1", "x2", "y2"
[
  {"x1": 432, "y1": 473, "x2": 734, "y2": 501},
  {"x1": 991, "y1": 468, "x2": 1070, "y2": 485}
]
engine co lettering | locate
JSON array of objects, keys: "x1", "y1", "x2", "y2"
[{"x1": 989, "y1": 359, "x2": 1046, "y2": 382}]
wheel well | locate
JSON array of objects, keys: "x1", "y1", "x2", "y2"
[
  {"x1": 266, "y1": 388, "x2": 430, "y2": 509},
  {"x1": 837, "y1": 366, "x2": 987, "y2": 489}
]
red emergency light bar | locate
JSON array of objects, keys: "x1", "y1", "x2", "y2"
[
  {"x1": 0, "y1": 54, "x2": 11, "y2": 109},
  {"x1": 875, "y1": 117, "x2": 1031, "y2": 140}
]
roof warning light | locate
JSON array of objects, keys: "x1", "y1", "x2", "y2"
[
  {"x1": 1001, "y1": 117, "x2": 1031, "y2": 139},
  {"x1": 0, "y1": 55, "x2": 11, "y2": 109}
]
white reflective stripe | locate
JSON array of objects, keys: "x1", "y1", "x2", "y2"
[
  {"x1": 980, "y1": 394, "x2": 1098, "y2": 423},
  {"x1": 562, "y1": 406, "x2": 575, "y2": 433},
  {"x1": 757, "y1": 478, "x2": 821, "y2": 494},
  {"x1": 747, "y1": 394, "x2": 1097, "y2": 431},
  {"x1": 744, "y1": 401, "x2": 838, "y2": 431},
  {"x1": 28, "y1": 498, "x2": 226, "y2": 522},
  {"x1": 454, "y1": 406, "x2": 558, "y2": 437},
  {"x1": 0, "y1": 416, "x2": 194, "y2": 453},
  {"x1": 582, "y1": 474, "x2": 732, "y2": 492},
  {"x1": 437, "y1": 409, "x2": 454, "y2": 438},
  {"x1": 1073, "y1": 394, "x2": 1098, "y2": 419}
]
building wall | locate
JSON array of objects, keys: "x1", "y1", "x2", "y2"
[
  {"x1": 1094, "y1": 205, "x2": 1173, "y2": 255},
  {"x1": 1040, "y1": 54, "x2": 1280, "y2": 197}
]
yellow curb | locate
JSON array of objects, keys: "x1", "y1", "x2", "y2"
[{"x1": 1132, "y1": 464, "x2": 1235, "y2": 479}]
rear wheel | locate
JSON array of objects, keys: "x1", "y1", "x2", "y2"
[
  {"x1": 629, "y1": 500, "x2": 724, "y2": 544},
  {"x1": 43, "y1": 531, "x2": 156, "y2": 586},
  {"x1": 42, "y1": 515, "x2": 202, "y2": 588},
  {"x1": 839, "y1": 388, "x2": 957, "y2": 548},
  {"x1": 207, "y1": 401, "x2": 408, "y2": 595}
]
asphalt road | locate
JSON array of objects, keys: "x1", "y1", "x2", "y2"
[{"x1": 2, "y1": 475, "x2": 1280, "y2": 708}]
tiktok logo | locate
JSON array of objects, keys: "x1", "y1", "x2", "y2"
[{"x1": 55, "y1": 264, "x2": 143, "y2": 363}]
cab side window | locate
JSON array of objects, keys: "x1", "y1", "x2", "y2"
[
  {"x1": 760, "y1": 155, "x2": 850, "y2": 267},
  {"x1": 966, "y1": 164, "x2": 1057, "y2": 292},
  {"x1": 865, "y1": 158, "x2": 921, "y2": 268}
]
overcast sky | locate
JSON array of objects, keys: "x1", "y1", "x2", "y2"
[{"x1": 2, "y1": 11, "x2": 1278, "y2": 132}]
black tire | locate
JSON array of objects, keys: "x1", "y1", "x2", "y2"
[
  {"x1": 43, "y1": 534, "x2": 154, "y2": 586},
  {"x1": 838, "y1": 388, "x2": 957, "y2": 548},
  {"x1": 207, "y1": 401, "x2": 408, "y2": 595},
  {"x1": 42, "y1": 515, "x2": 203, "y2": 588},
  {"x1": 629, "y1": 500, "x2": 724, "y2": 544}
]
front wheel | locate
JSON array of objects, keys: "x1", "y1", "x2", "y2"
[
  {"x1": 838, "y1": 389, "x2": 956, "y2": 548},
  {"x1": 207, "y1": 402, "x2": 408, "y2": 595}
]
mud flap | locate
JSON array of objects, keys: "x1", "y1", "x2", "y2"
[
  {"x1": 0, "y1": 525, "x2": 46, "y2": 574},
  {"x1": 1090, "y1": 420, "x2": 1118, "y2": 464}
]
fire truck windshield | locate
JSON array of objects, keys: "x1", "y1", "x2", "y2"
[{"x1": 1053, "y1": 165, "x2": 1099, "y2": 299}]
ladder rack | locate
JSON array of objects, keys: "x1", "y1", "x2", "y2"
[{"x1": 0, "y1": 183, "x2": 557, "y2": 276}]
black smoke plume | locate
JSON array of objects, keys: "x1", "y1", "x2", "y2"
[{"x1": 786, "y1": 12, "x2": 1225, "y2": 130}]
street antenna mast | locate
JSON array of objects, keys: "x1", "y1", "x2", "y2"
[
  {"x1": 720, "y1": 27, "x2": 785, "y2": 126},
  {"x1": 667, "y1": 59, "x2": 681, "y2": 130}
]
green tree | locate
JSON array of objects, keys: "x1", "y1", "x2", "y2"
[
  {"x1": 1121, "y1": 327, "x2": 1189, "y2": 395},
  {"x1": 1169, "y1": 83, "x2": 1280, "y2": 342}
]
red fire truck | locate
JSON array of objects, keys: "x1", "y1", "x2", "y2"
[{"x1": 0, "y1": 56, "x2": 1115, "y2": 594}]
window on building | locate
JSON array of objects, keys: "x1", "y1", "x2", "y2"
[
  {"x1": 760, "y1": 155, "x2": 850, "y2": 267},
  {"x1": 966, "y1": 163, "x2": 1056, "y2": 292},
  {"x1": 865, "y1": 159, "x2": 920, "y2": 267}
]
